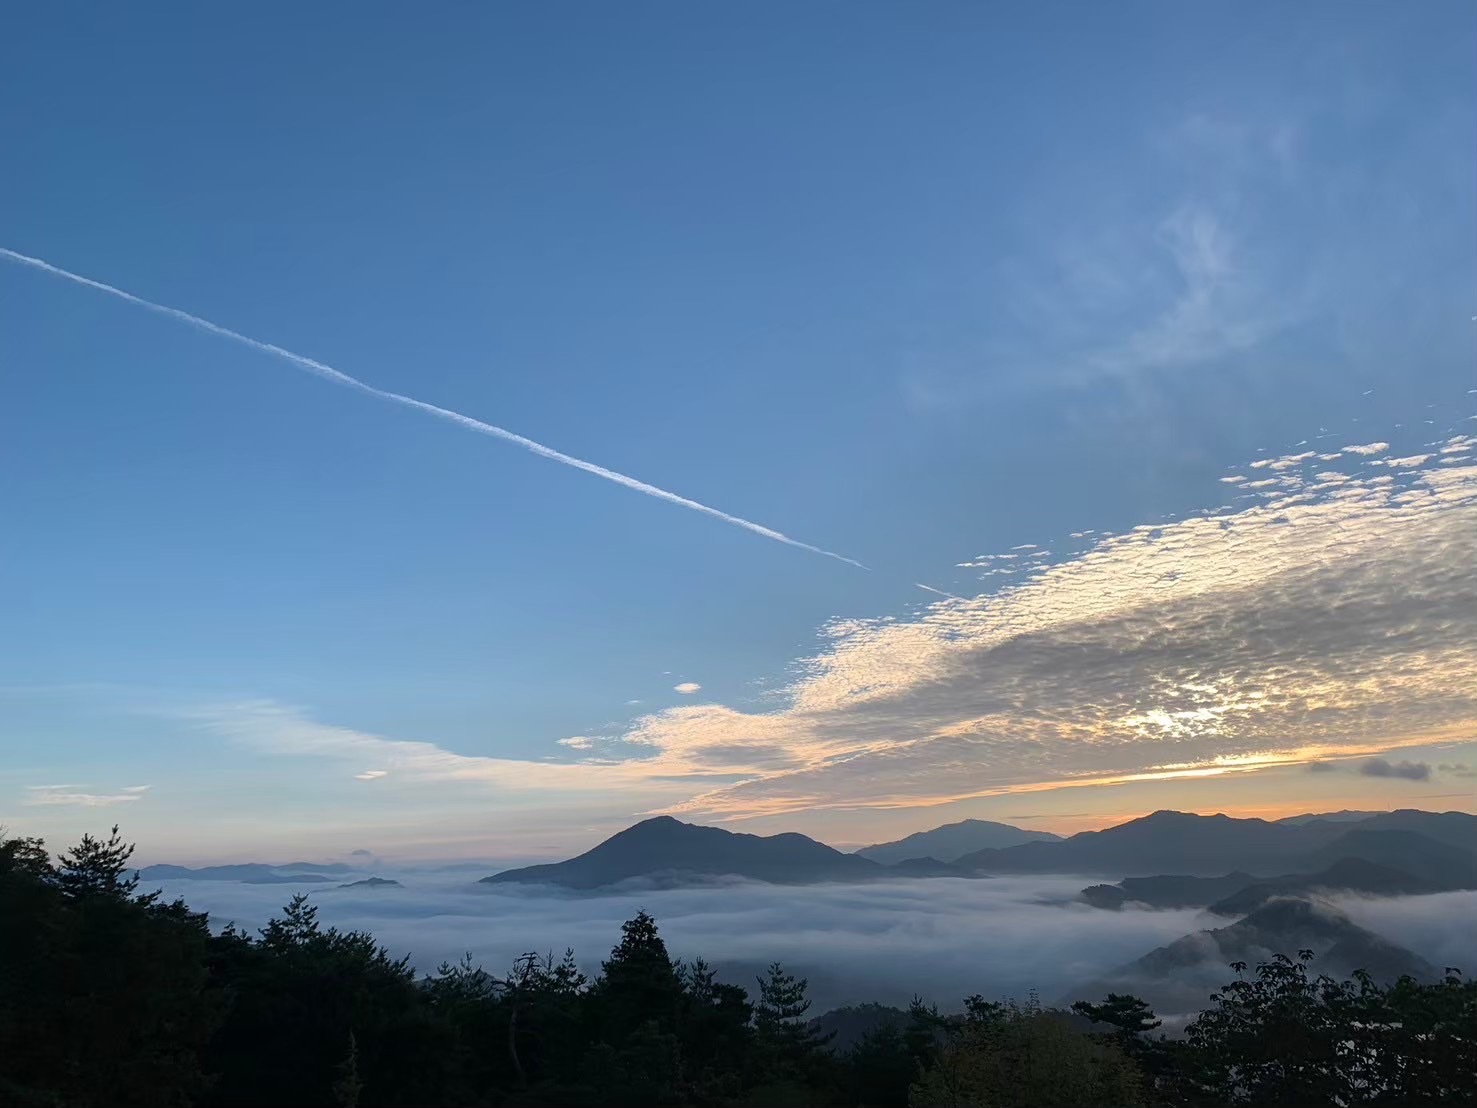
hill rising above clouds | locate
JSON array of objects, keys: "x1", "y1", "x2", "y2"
[
  {"x1": 481, "y1": 816, "x2": 888, "y2": 890},
  {"x1": 855, "y1": 819, "x2": 1060, "y2": 864},
  {"x1": 479, "y1": 809, "x2": 1476, "y2": 890},
  {"x1": 138, "y1": 863, "x2": 352, "y2": 885},
  {"x1": 954, "y1": 809, "x2": 1477, "y2": 878},
  {"x1": 1069, "y1": 897, "x2": 1438, "y2": 1017}
]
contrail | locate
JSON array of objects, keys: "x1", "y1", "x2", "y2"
[
  {"x1": 1, "y1": 246, "x2": 866, "y2": 569},
  {"x1": 914, "y1": 582, "x2": 963, "y2": 601}
]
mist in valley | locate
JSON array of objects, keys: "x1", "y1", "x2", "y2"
[{"x1": 150, "y1": 871, "x2": 1477, "y2": 1014}]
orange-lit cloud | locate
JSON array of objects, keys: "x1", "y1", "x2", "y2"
[
  {"x1": 607, "y1": 432, "x2": 1477, "y2": 821},
  {"x1": 192, "y1": 427, "x2": 1476, "y2": 833}
]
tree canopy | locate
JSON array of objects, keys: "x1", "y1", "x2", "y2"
[{"x1": 1, "y1": 827, "x2": 1471, "y2": 1107}]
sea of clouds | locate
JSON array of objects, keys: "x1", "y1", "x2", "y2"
[{"x1": 148, "y1": 872, "x2": 1477, "y2": 1013}]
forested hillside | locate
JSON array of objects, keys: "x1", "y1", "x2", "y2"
[{"x1": 2, "y1": 827, "x2": 1472, "y2": 1107}]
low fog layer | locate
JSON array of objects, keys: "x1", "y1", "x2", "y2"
[
  {"x1": 1335, "y1": 890, "x2": 1477, "y2": 972},
  {"x1": 148, "y1": 873, "x2": 1477, "y2": 1013}
]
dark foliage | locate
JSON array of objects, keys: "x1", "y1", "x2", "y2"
[
  {"x1": 2, "y1": 827, "x2": 1472, "y2": 1107},
  {"x1": 0, "y1": 826, "x2": 219, "y2": 1108}
]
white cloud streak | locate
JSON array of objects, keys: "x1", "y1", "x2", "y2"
[
  {"x1": 0, "y1": 246, "x2": 865, "y2": 570},
  {"x1": 915, "y1": 583, "x2": 964, "y2": 600},
  {"x1": 25, "y1": 784, "x2": 150, "y2": 807}
]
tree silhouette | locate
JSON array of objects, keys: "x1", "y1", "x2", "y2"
[
  {"x1": 1183, "y1": 950, "x2": 1477, "y2": 1105},
  {"x1": 5, "y1": 825, "x2": 1477, "y2": 1108},
  {"x1": 1072, "y1": 993, "x2": 1162, "y2": 1038},
  {"x1": 1073, "y1": 993, "x2": 1173, "y2": 1103},
  {"x1": 55, "y1": 824, "x2": 148, "y2": 901},
  {"x1": 594, "y1": 909, "x2": 685, "y2": 1040},
  {"x1": 0, "y1": 827, "x2": 218, "y2": 1107},
  {"x1": 332, "y1": 1032, "x2": 362, "y2": 1108},
  {"x1": 910, "y1": 996, "x2": 1144, "y2": 1108},
  {"x1": 0, "y1": 828, "x2": 50, "y2": 880},
  {"x1": 678, "y1": 957, "x2": 753, "y2": 1101},
  {"x1": 753, "y1": 962, "x2": 833, "y2": 1085}
]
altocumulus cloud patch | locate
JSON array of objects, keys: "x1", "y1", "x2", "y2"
[{"x1": 188, "y1": 424, "x2": 1477, "y2": 826}]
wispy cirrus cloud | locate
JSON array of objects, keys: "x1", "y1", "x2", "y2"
[
  {"x1": 194, "y1": 701, "x2": 643, "y2": 790},
  {"x1": 25, "y1": 784, "x2": 151, "y2": 807},
  {"x1": 908, "y1": 74, "x2": 1470, "y2": 410},
  {"x1": 905, "y1": 113, "x2": 1312, "y2": 406},
  {"x1": 1073, "y1": 205, "x2": 1290, "y2": 383},
  {"x1": 186, "y1": 700, "x2": 755, "y2": 811}
]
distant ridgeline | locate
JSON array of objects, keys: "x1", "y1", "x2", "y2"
[
  {"x1": 472, "y1": 809, "x2": 1476, "y2": 1023},
  {"x1": 480, "y1": 808, "x2": 1476, "y2": 893},
  {"x1": 129, "y1": 809, "x2": 1472, "y2": 899},
  {"x1": 137, "y1": 861, "x2": 357, "y2": 885},
  {"x1": 2, "y1": 823, "x2": 1473, "y2": 1108}
]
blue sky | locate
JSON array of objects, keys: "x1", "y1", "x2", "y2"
[{"x1": 3, "y1": 2, "x2": 1474, "y2": 861}]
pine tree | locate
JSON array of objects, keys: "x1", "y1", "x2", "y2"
[
  {"x1": 1073, "y1": 992, "x2": 1171, "y2": 1098},
  {"x1": 54, "y1": 824, "x2": 149, "y2": 901},
  {"x1": 260, "y1": 893, "x2": 321, "y2": 949},
  {"x1": 332, "y1": 1031, "x2": 362, "y2": 1108},
  {"x1": 1072, "y1": 993, "x2": 1162, "y2": 1038},
  {"x1": 498, "y1": 949, "x2": 589, "y2": 1089},
  {"x1": 596, "y1": 909, "x2": 685, "y2": 1038},
  {"x1": 679, "y1": 957, "x2": 754, "y2": 1099},
  {"x1": 754, "y1": 962, "x2": 832, "y2": 1065},
  {"x1": 2, "y1": 828, "x2": 218, "y2": 1107},
  {"x1": 604, "y1": 909, "x2": 675, "y2": 981}
]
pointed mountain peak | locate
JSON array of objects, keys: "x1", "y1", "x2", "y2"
[{"x1": 483, "y1": 816, "x2": 880, "y2": 889}]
